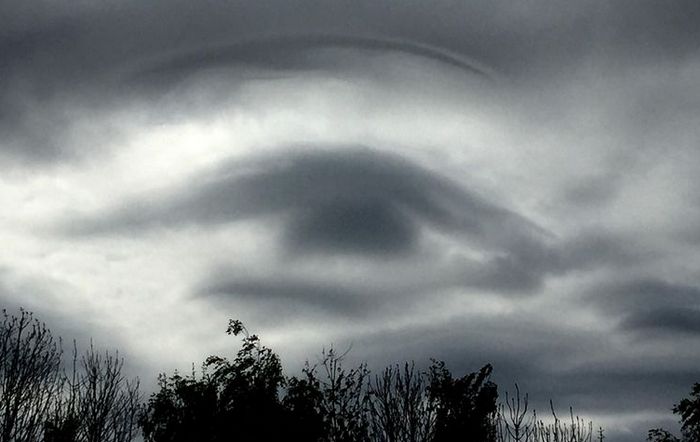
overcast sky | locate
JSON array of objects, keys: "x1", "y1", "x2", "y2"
[{"x1": 2, "y1": 1, "x2": 700, "y2": 440}]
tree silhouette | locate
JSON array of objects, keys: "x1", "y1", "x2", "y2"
[
  {"x1": 74, "y1": 343, "x2": 141, "y2": 442},
  {"x1": 645, "y1": 382, "x2": 700, "y2": 442},
  {"x1": 43, "y1": 342, "x2": 141, "y2": 442},
  {"x1": 674, "y1": 383, "x2": 700, "y2": 442},
  {"x1": 139, "y1": 319, "x2": 291, "y2": 442},
  {"x1": 283, "y1": 366, "x2": 327, "y2": 441},
  {"x1": 0, "y1": 308, "x2": 140, "y2": 442},
  {"x1": 369, "y1": 362, "x2": 435, "y2": 442},
  {"x1": 295, "y1": 347, "x2": 372, "y2": 442},
  {"x1": 43, "y1": 341, "x2": 141, "y2": 442},
  {"x1": 0, "y1": 310, "x2": 610, "y2": 442},
  {"x1": 0, "y1": 309, "x2": 63, "y2": 442},
  {"x1": 139, "y1": 318, "x2": 606, "y2": 442},
  {"x1": 647, "y1": 428, "x2": 681, "y2": 442},
  {"x1": 427, "y1": 360, "x2": 498, "y2": 442},
  {"x1": 138, "y1": 368, "x2": 218, "y2": 442}
]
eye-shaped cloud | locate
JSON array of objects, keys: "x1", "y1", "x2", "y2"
[
  {"x1": 63, "y1": 147, "x2": 564, "y2": 316},
  {"x1": 66, "y1": 148, "x2": 667, "y2": 315},
  {"x1": 5, "y1": 3, "x2": 700, "y2": 440},
  {"x1": 66, "y1": 147, "x2": 546, "y2": 258}
]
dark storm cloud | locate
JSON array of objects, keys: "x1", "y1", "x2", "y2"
[
  {"x1": 202, "y1": 275, "x2": 383, "y2": 316},
  {"x1": 134, "y1": 34, "x2": 489, "y2": 85},
  {"x1": 3, "y1": 0, "x2": 699, "y2": 90},
  {"x1": 3, "y1": 0, "x2": 699, "y2": 165},
  {"x1": 65, "y1": 147, "x2": 547, "y2": 256},
  {"x1": 4, "y1": 1, "x2": 700, "y2": 440},
  {"x1": 0, "y1": 18, "x2": 87, "y2": 162},
  {"x1": 1, "y1": 1, "x2": 496, "y2": 164},
  {"x1": 581, "y1": 278, "x2": 700, "y2": 341},
  {"x1": 594, "y1": 0, "x2": 700, "y2": 59},
  {"x1": 347, "y1": 315, "x2": 700, "y2": 422},
  {"x1": 65, "y1": 146, "x2": 664, "y2": 314},
  {"x1": 456, "y1": 230, "x2": 655, "y2": 293},
  {"x1": 286, "y1": 198, "x2": 418, "y2": 256},
  {"x1": 587, "y1": 279, "x2": 700, "y2": 314},
  {"x1": 621, "y1": 307, "x2": 700, "y2": 336}
]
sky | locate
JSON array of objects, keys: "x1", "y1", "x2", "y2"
[{"x1": 2, "y1": 1, "x2": 700, "y2": 440}]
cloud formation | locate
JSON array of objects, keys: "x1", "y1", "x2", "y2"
[
  {"x1": 65, "y1": 147, "x2": 544, "y2": 253},
  {"x1": 2, "y1": 1, "x2": 700, "y2": 440}
]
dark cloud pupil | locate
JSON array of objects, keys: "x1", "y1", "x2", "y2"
[{"x1": 289, "y1": 199, "x2": 415, "y2": 255}]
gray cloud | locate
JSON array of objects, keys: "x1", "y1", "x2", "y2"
[
  {"x1": 344, "y1": 314, "x2": 699, "y2": 429},
  {"x1": 61, "y1": 147, "x2": 669, "y2": 320},
  {"x1": 64, "y1": 147, "x2": 547, "y2": 257},
  {"x1": 621, "y1": 307, "x2": 700, "y2": 336},
  {"x1": 202, "y1": 274, "x2": 381, "y2": 316},
  {"x1": 587, "y1": 279, "x2": 700, "y2": 314},
  {"x1": 0, "y1": 267, "x2": 145, "y2": 375},
  {"x1": 286, "y1": 198, "x2": 418, "y2": 256},
  {"x1": 133, "y1": 34, "x2": 490, "y2": 85},
  {"x1": 2, "y1": 0, "x2": 699, "y2": 165},
  {"x1": 578, "y1": 278, "x2": 700, "y2": 355},
  {"x1": 4, "y1": 1, "x2": 700, "y2": 440}
]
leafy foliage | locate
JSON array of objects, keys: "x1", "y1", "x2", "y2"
[
  {"x1": 648, "y1": 428, "x2": 681, "y2": 442},
  {"x1": 674, "y1": 383, "x2": 700, "y2": 442},
  {"x1": 24, "y1": 309, "x2": 700, "y2": 442},
  {"x1": 139, "y1": 319, "x2": 291, "y2": 442},
  {"x1": 428, "y1": 360, "x2": 498, "y2": 442}
]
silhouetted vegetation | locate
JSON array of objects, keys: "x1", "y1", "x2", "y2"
[
  {"x1": 139, "y1": 319, "x2": 291, "y2": 441},
  {"x1": 648, "y1": 382, "x2": 700, "y2": 442},
  {"x1": 139, "y1": 318, "x2": 598, "y2": 442},
  {"x1": 3, "y1": 307, "x2": 700, "y2": 441},
  {"x1": 46, "y1": 342, "x2": 141, "y2": 442},
  {"x1": 495, "y1": 386, "x2": 597, "y2": 442},
  {"x1": 0, "y1": 309, "x2": 63, "y2": 442},
  {"x1": 0, "y1": 309, "x2": 140, "y2": 442}
]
